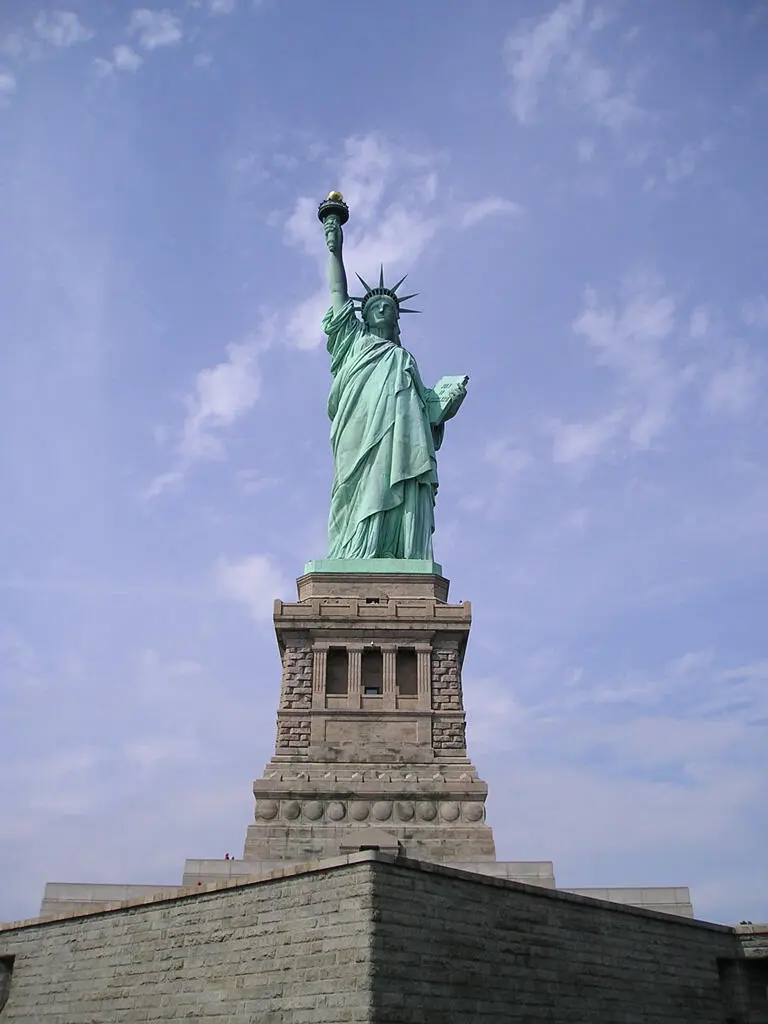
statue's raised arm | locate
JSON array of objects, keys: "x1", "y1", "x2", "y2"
[{"x1": 318, "y1": 192, "x2": 349, "y2": 315}]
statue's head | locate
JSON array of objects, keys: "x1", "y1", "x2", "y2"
[
  {"x1": 363, "y1": 293, "x2": 399, "y2": 339},
  {"x1": 353, "y1": 266, "x2": 419, "y2": 344}
]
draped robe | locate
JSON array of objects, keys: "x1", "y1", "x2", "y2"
[{"x1": 323, "y1": 300, "x2": 445, "y2": 560}]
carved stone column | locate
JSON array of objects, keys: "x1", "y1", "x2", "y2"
[
  {"x1": 382, "y1": 645, "x2": 397, "y2": 711},
  {"x1": 347, "y1": 645, "x2": 362, "y2": 709},
  {"x1": 416, "y1": 643, "x2": 431, "y2": 711},
  {"x1": 312, "y1": 644, "x2": 327, "y2": 710}
]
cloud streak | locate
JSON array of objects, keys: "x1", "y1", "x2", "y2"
[
  {"x1": 504, "y1": 0, "x2": 642, "y2": 129},
  {"x1": 148, "y1": 133, "x2": 522, "y2": 490},
  {"x1": 214, "y1": 553, "x2": 288, "y2": 622},
  {"x1": 546, "y1": 273, "x2": 695, "y2": 468},
  {"x1": 33, "y1": 10, "x2": 94, "y2": 48},
  {"x1": 0, "y1": 69, "x2": 16, "y2": 105},
  {"x1": 128, "y1": 8, "x2": 183, "y2": 49},
  {"x1": 145, "y1": 324, "x2": 273, "y2": 497},
  {"x1": 94, "y1": 45, "x2": 143, "y2": 76}
]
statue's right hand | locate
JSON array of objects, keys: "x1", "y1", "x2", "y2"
[{"x1": 324, "y1": 216, "x2": 342, "y2": 255}]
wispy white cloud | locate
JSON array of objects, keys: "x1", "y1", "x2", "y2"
[
  {"x1": 503, "y1": 0, "x2": 642, "y2": 129},
  {"x1": 124, "y1": 735, "x2": 200, "y2": 774},
  {"x1": 12, "y1": 745, "x2": 106, "y2": 815},
  {"x1": 214, "y1": 553, "x2": 288, "y2": 621},
  {"x1": 469, "y1": 650, "x2": 767, "y2": 903},
  {"x1": 664, "y1": 138, "x2": 715, "y2": 185},
  {"x1": 548, "y1": 273, "x2": 690, "y2": 467},
  {"x1": 575, "y1": 278, "x2": 680, "y2": 441},
  {"x1": 0, "y1": 31, "x2": 28, "y2": 60},
  {"x1": 33, "y1": 10, "x2": 94, "y2": 48},
  {"x1": 640, "y1": 136, "x2": 717, "y2": 193},
  {"x1": 458, "y1": 436, "x2": 535, "y2": 518},
  {"x1": 472, "y1": 649, "x2": 768, "y2": 767},
  {"x1": 461, "y1": 197, "x2": 524, "y2": 228},
  {"x1": 741, "y1": 295, "x2": 768, "y2": 329},
  {"x1": 128, "y1": 8, "x2": 183, "y2": 49},
  {"x1": 282, "y1": 135, "x2": 444, "y2": 349},
  {"x1": 689, "y1": 304, "x2": 710, "y2": 338},
  {"x1": 145, "y1": 323, "x2": 273, "y2": 497},
  {"x1": 0, "y1": 69, "x2": 16, "y2": 105},
  {"x1": 703, "y1": 353, "x2": 759, "y2": 417},
  {"x1": 180, "y1": 337, "x2": 264, "y2": 460},
  {"x1": 188, "y1": 0, "x2": 237, "y2": 11},
  {"x1": 742, "y1": 3, "x2": 768, "y2": 30},
  {"x1": 149, "y1": 132, "x2": 523, "y2": 495},
  {"x1": 504, "y1": 0, "x2": 586, "y2": 123},
  {"x1": 549, "y1": 409, "x2": 624, "y2": 466},
  {"x1": 94, "y1": 45, "x2": 143, "y2": 76},
  {"x1": 283, "y1": 135, "x2": 522, "y2": 350},
  {"x1": 136, "y1": 649, "x2": 204, "y2": 703}
]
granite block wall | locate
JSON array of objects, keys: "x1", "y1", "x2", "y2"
[
  {"x1": 369, "y1": 857, "x2": 748, "y2": 1024},
  {"x1": 1, "y1": 854, "x2": 760, "y2": 1023},
  {"x1": 0, "y1": 861, "x2": 374, "y2": 1024}
]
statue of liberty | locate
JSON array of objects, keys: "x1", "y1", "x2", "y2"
[{"x1": 318, "y1": 192, "x2": 468, "y2": 562}]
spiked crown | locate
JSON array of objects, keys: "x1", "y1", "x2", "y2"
[{"x1": 352, "y1": 265, "x2": 420, "y2": 319}]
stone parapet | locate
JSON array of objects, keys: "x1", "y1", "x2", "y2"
[
  {"x1": 735, "y1": 922, "x2": 768, "y2": 958},
  {"x1": 563, "y1": 886, "x2": 694, "y2": 919},
  {"x1": 296, "y1": 569, "x2": 450, "y2": 601},
  {"x1": 274, "y1": 596, "x2": 470, "y2": 644},
  {"x1": 6, "y1": 854, "x2": 756, "y2": 1023}
]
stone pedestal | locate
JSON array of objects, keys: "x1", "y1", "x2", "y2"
[
  {"x1": 35, "y1": 568, "x2": 699, "y2": 924},
  {"x1": 243, "y1": 571, "x2": 496, "y2": 864}
]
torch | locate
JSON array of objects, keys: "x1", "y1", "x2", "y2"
[{"x1": 317, "y1": 190, "x2": 349, "y2": 226}]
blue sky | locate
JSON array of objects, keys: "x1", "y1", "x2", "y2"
[{"x1": 1, "y1": 0, "x2": 766, "y2": 925}]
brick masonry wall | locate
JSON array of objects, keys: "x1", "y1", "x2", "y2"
[
  {"x1": 0, "y1": 863, "x2": 374, "y2": 1024},
  {"x1": 431, "y1": 648, "x2": 463, "y2": 711},
  {"x1": 279, "y1": 645, "x2": 313, "y2": 710},
  {"x1": 369, "y1": 858, "x2": 748, "y2": 1024},
  {"x1": 432, "y1": 716, "x2": 466, "y2": 752},
  {"x1": 276, "y1": 716, "x2": 311, "y2": 751}
]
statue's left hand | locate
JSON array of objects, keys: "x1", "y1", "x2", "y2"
[{"x1": 441, "y1": 382, "x2": 467, "y2": 421}]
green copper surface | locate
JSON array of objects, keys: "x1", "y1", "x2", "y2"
[
  {"x1": 320, "y1": 200, "x2": 468, "y2": 562},
  {"x1": 303, "y1": 558, "x2": 443, "y2": 576}
]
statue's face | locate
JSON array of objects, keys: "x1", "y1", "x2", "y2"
[{"x1": 364, "y1": 296, "x2": 398, "y2": 336}]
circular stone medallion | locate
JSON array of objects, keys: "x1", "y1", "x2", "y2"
[
  {"x1": 395, "y1": 801, "x2": 415, "y2": 821},
  {"x1": 303, "y1": 800, "x2": 324, "y2": 821},
  {"x1": 464, "y1": 802, "x2": 484, "y2": 822},
  {"x1": 349, "y1": 801, "x2": 370, "y2": 821},
  {"x1": 440, "y1": 801, "x2": 461, "y2": 822},
  {"x1": 417, "y1": 801, "x2": 438, "y2": 821},
  {"x1": 327, "y1": 801, "x2": 346, "y2": 821},
  {"x1": 255, "y1": 799, "x2": 278, "y2": 820},
  {"x1": 372, "y1": 801, "x2": 392, "y2": 821},
  {"x1": 283, "y1": 800, "x2": 301, "y2": 820}
]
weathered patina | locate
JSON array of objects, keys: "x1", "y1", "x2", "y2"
[{"x1": 319, "y1": 192, "x2": 468, "y2": 561}]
